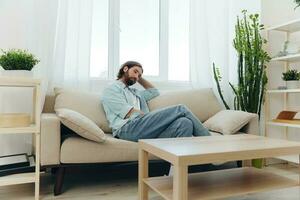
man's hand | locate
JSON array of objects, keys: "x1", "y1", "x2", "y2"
[
  {"x1": 125, "y1": 108, "x2": 144, "y2": 119},
  {"x1": 138, "y1": 77, "x2": 155, "y2": 89}
]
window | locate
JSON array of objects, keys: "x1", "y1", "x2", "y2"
[
  {"x1": 120, "y1": 0, "x2": 159, "y2": 76},
  {"x1": 89, "y1": 0, "x2": 190, "y2": 82},
  {"x1": 168, "y1": 0, "x2": 189, "y2": 81},
  {"x1": 89, "y1": 0, "x2": 109, "y2": 78}
]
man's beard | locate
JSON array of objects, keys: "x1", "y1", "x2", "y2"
[{"x1": 124, "y1": 72, "x2": 136, "y2": 86}]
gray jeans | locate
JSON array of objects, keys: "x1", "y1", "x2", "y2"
[{"x1": 115, "y1": 104, "x2": 210, "y2": 142}]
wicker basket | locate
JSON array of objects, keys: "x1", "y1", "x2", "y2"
[{"x1": 0, "y1": 113, "x2": 31, "y2": 128}]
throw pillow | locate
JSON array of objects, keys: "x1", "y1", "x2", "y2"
[
  {"x1": 56, "y1": 108, "x2": 106, "y2": 143},
  {"x1": 54, "y1": 87, "x2": 111, "y2": 133},
  {"x1": 203, "y1": 110, "x2": 257, "y2": 135}
]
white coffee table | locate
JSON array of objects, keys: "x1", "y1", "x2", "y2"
[{"x1": 138, "y1": 134, "x2": 300, "y2": 200}]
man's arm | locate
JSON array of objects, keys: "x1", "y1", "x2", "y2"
[
  {"x1": 125, "y1": 108, "x2": 144, "y2": 119},
  {"x1": 137, "y1": 77, "x2": 160, "y2": 102},
  {"x1": 138, "y1": 77, "x2": 155, "y2": 89}
]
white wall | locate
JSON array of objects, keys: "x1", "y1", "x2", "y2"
[
  {"x1": 261, "y1": 0, "x2": 300, "y2": 160},
  {"x1": 262, "y1": 0, "x2": 300, "y2": 25},
  {"x1": 0, "y1": 1, "x2": 35, "y2": 49}
]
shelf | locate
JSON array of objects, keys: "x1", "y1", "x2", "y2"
[
  {"x1": 0, "y1": 125, "x2": 39, "y2": 134},
  {"x1": 276, "y1": 154, "x2": 300, "y2": 164},
  {"x1": 267, "y1": 120, "x2": 300, "y2": 129},
  {"x1": 0, "y1": 77, "x2": 41, "y2": 199},
  {"x1": 0, "y1": 77, "x2": 41, "y2": 87},
  {"x1": 0, "y1": 172, "x2": 35, "y2": 186},
  {"x1": 267, "y1": 89, "x2": 300, "y2": 93},
  {"x1": 144, "y1": 167, "x2": 298, "y2": 200},
  {"x1": 267, "y1": 19, "x2": 300, "y2": 33},
  {"x1": 266, "y1": 19, "x2": 300, "y2": 167},
  {"x1": 271, "y1": 53, "x2": 300, "y2": 62}
]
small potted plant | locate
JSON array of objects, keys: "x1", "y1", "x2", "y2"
[
  {"x1": 0, "y1": 49, "x2": 40, "y2": 77},
  {"x1": 282, "y1": 69, "x2": 300, "y2": 89}
]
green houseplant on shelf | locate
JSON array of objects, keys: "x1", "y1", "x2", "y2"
[
  {"x1": 213, "y1": 10, "x2": 270, "y2": 168},
  {"x1": 0, "y1": 49, "x2": 40, "y2": 77},
  {"x1": 282, "y1": 69, "x2": 300, "y2": 89}
]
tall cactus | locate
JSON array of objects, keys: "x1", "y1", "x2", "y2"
[{"x1": 214, "y1": 10, "x2": 270, "y2": 119}]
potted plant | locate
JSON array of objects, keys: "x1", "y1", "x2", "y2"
[
  {"x1": 213, "y1": 10, "x2": 270, "y2": 118},
  {"x1": 213, "y1": 10, "x2": 270, "y2": 169},
  {"x1": 0, "y1": 49, "x2": 40, "y2": 77},
  {"x1": 282, "y1": 69, "x2": 300, "y2": 89}
]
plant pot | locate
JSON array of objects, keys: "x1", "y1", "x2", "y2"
[
  {"x1": 286, "y1": 80, "x2": 299, "y2": 89},
  {"x1": 0, "y1": 70, "x2": 33, "y2": 78},
  {"x1": 252, "y1": 158, "x2": 263, "y2": 168}
]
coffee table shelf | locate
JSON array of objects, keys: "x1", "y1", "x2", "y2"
[
  {"x1": 139, "y1": 135, "x2": 300, "y2": 200},
  {"x1": 144, "y1": 167, "x2": 298, "y2": 200}
]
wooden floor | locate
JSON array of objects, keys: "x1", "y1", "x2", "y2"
[{"x1": 0, "y1": 164, "x2": 299, "y2": 200}]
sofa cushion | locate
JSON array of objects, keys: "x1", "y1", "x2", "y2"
[
  {"x1": 148, "y1": 88, "x2": 222, "y2": 122},
  {"x1": 60, "y1": 134, "x2": 140, "y2": 163},
  {"x1": 56, "y1": 108, "x2": 106, "y2": 143},
  {"x1": 60, "y1": 131, "x2": 224, "y2": 164},
  {"x1": 54, "y1": 87, "x2": 111, "y2": 133},
  {"x1": 203, "y1": 110, "x2": 257, "y2": 135}
]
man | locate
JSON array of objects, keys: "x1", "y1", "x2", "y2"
[{"x1": 101, "y1": 61, "x2": 210, "y2": 142}]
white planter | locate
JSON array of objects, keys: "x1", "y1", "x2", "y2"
[
  {"x1": 0, "y1": 70, "x2": 33, "y2": 78},
  {"x1": 286, "y1": 80, "x2": 299, "y2": 89}
]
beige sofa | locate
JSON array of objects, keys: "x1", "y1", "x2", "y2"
[{"x1": 40, "y1": 88, "x2": 259, "y2": 195}]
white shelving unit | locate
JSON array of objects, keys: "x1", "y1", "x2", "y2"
[
  {"x1": 0, "y1": 77, "x2": 41, "y2": 200},
  {"x1": 271, "y1": 53, "x2": 300, "y2": 62},
  {"x1": 265, "y1": 19, "x2": 300, "y2": 165},
  {"x1": 266, "y1": 19, "x2": 300, "y2": 32},
  {"x1": 267, "y1": 89, "x2": 300, "y2": 93}
]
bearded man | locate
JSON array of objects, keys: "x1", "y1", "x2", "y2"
[{"x1": 101, "y1": 61, "x2": 210, "y2": 142}]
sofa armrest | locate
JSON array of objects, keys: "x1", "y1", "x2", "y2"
[
  {"x1": 41, "y1": 113, "x2": 61, "y2": 166},
  {"x1": 240, "y1": 114, "x2": 259, "y2": 136}
]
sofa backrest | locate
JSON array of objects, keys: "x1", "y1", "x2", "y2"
[
  {"x1": 148, "y1": 88, "x2": 222, "y2": 122},
  {"x1": 43, "y1": 88, "x2": 222, "y2": 133}
]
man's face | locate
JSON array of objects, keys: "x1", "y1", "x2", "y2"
[{"x1": 123, "y1": 66, "x2": 143, "y2": 86}]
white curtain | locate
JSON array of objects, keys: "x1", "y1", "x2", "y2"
[
  {"x1": 189, "y1": 0, "x2": 261, "y2": 108},
  {"x1": 35, "y1": 0, "x2": 92, "y2": 88},
  {"x1": 29, "y1": 0, "x2": 94, "y2": 92},
  {"x1": 32, "y1": 0, "x2": 261, "y2": 96},
  {"x1": 51, "y1": 0, "x2": 93, "y2": 90}
]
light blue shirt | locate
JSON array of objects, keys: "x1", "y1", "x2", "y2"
[{"x1": 101, "y1": 80, "x2": 160, "y2": 136}]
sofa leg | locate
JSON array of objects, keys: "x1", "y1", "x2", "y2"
[
  {"x1": 237, "y1": 160, "x2": 243, "y2": 167},
  {"x1": 54, "y1": 167, "x2": 66, "y2": 196},
  {"x1": 51, "y1": 167, "x2": 58, "y2": 175}
]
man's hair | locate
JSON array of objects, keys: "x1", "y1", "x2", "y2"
[{"x1": 117, "y1": 61, "x2": 143, "y2": 79}]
